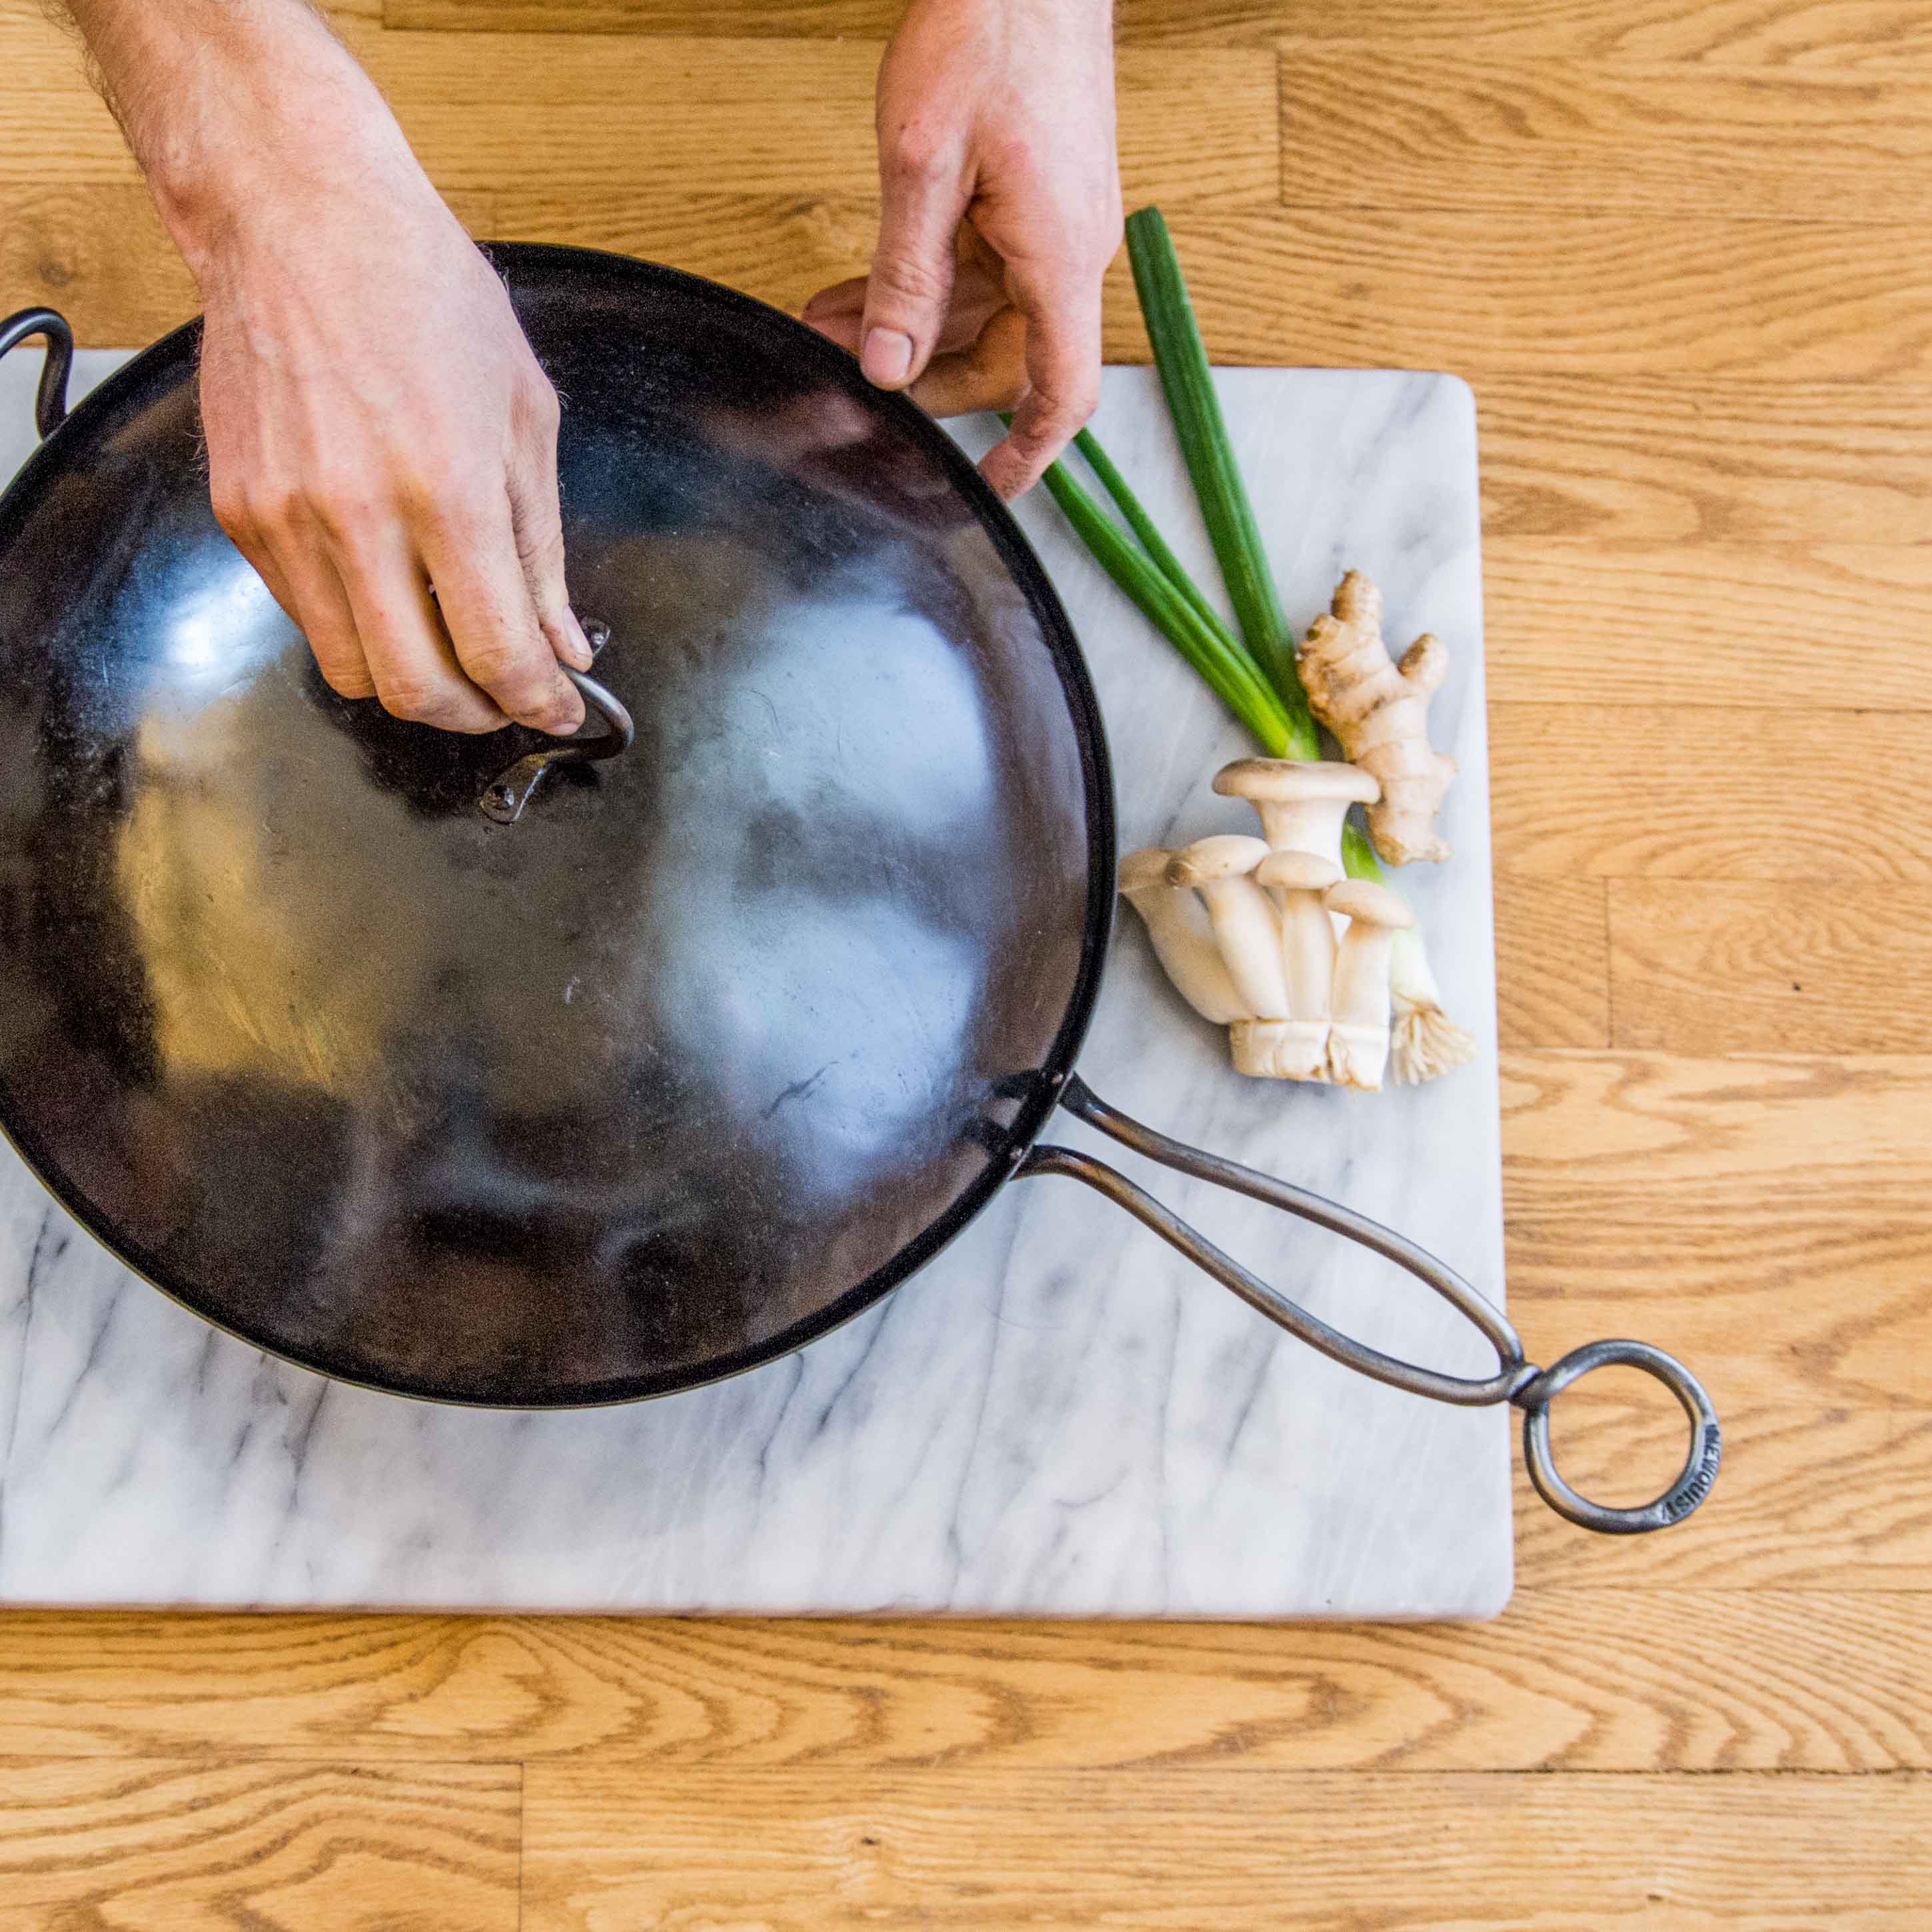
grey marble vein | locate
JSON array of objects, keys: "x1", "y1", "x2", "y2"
[{"x1": 0, "y1": 352, "x2": 1509, "y2": 1616}]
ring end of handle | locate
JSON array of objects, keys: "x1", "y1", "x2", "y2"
[{"x1": 1516, "y1": 1338, "x2": 1721, "y2": 1534}]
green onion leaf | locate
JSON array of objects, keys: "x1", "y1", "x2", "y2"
[
  {"x1": 1038, "y1": 456, "x2": 1297, "y2": 756},
  {"x1": 1125, "y1": 206, "x2": 1318, "y2": 759}
]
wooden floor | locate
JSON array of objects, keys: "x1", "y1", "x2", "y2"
[{"x1": 5, "y1": 0, "x2": 1931, "y2": 1923}]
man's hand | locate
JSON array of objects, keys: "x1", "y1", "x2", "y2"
[
  {"x1": 63, "y1": 0, "x2": 587, "y2": 734},
  {"x1": 801, "y1": 0, "x2": 1122, "y2": 499}
]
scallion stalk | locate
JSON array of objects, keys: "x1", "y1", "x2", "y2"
[
  {"x1": 1125, "y1": 207, "x2": 1317, "y2": 757},
  {"x1": 1038, "y1": 457, "x2": 1296, "y2": 755},
  {"x1": 1069, "y1": 428, "x2": 1230, "y2": 648}
]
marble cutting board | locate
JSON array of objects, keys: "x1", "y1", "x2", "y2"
[{"x1": 0, "y1": 348, "x2": 1508, "y2": 1618}]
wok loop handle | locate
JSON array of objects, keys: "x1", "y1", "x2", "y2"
[
  {"x1": 479, "y1": 622, "x2": 635, "y2": 824},
  {"x1": 0, "y1": 307, "x2": 75, "y2": 440},
  {"x1": 1017, "y1": 1074, "x2": 1720, "y2": 1535}
]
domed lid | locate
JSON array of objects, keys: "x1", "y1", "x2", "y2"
[{"x1": 0, "y1": 248, "x2": 1109, "y2": 1404}]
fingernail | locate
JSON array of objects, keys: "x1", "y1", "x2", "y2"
[
  {"x1": 861, "y1": 328, "x2": 914, "y2": 387},
  {"x1": 560, "y1": 610, "x2": 594, "y2": 670}
]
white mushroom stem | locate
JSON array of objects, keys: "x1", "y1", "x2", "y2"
[
  {"x1": 1254, "y1": 849, "x2": 1341, "y2": 1021},
  {"x1": 1119, "y1": 848, "x2": 1248, "y2": 1027},
  {"x1": 1167, "y1": 835, "x2": 1288, "y2": 1019},
  {"x1": 1213, "y1": 758, "x2": 1380, "y2": 874},
  {"x1": 1323, "y1": 878, "x2": 1414, "y2": 1091},
  {"x1": 1230, "y1": 1019, "x2": 1330, "y2": 1082}
]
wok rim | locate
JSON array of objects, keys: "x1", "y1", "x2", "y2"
[{"x1": 0, "y1": 244, "x2": 1118, "y2": 1408}]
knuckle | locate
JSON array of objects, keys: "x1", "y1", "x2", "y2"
[
  {"x1": 319, "y1": 659, "x2": 378, "y2": 701},
  {"x1": 520, "y1": 374, "x2": 562, "y2": 433},
  {"x1": 872, "y1": 250, "x2": 949, "y2": 308},
  {"x1": 377, "y1": 676, "x2": 466, "y2": 728},
  {"x1": 886, "y1": 124, "x2": 949, "y2": 183},
  {"x1": 459, "y1": 638, "x2": 547, "y2": 703}
]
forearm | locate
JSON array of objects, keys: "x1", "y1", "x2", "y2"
[{"x1": 56, "y1": 0, "x2": 418, "y2": 277}]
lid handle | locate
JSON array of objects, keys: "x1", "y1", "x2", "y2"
[
  {"x1": 0, "y1": 307, "x2": 75, "y2": 440},
  {"x1": 479, "y1": 622, "x2": 635, "y2": 824}
]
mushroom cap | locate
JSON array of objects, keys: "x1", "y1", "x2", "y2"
[
  {"x1": 1166, "y1": 834, "x2": 1272, "y2": 887},
  {"x1": 1119, "y1": 847, "x2": 1177, "y2": 894},
  {"x1": 1214, "y1": 757, "x2": 1380, "y2": 806},
  {"x1": 1323, "y1": 879, "x2": 1416, "y2": 929},
  {"x1": 1254, "y1": 850, "x2": 1344, "y2": 893}
]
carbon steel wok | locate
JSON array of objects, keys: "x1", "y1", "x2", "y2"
[{"x1": 0, "y1": 248, "x2": 1719, "y2": 1532}]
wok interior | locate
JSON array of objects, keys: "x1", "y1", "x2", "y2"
[{"x1": 0, "y1": 252, "x2": 1105, "y2": 1402}]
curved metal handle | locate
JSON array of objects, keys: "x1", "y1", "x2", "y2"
[
  {"x1": 0, "y1": 306, "x2": 75, "y2": 439},
  {"x1": 1020, "y1": 1074, "x2": 1720, "y2": 1534},
  {"x1": 480, "y1": 623, "x2": 635, "y2": 824},
  {"x1": 1516, "y1": 1340, "x2": 1721, "y2": 1534}
]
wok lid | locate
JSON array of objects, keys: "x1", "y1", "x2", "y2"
[{"x1": 0, "y1": 247, "x2": 1110, "y2": 1404}]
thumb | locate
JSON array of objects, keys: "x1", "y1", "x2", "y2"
[{"x1": 860, "y1": 152, "x2": 969, "y2": 390}]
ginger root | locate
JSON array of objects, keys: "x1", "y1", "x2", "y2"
[{"x1": 1297, "y1": 572, "x2": 1456, "y2": 867}]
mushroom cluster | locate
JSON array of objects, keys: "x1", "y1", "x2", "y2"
[{"x1": 1119, "y1": 759, "x2": 1424, "y2": 1091}]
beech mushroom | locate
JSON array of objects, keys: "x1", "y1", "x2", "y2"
[
  {"x1": 1118, "y1": 848, "x2": 1247, "y2": 1026},
  {"x1": 1166, "y1": 835, "x2": 1288, "y2": 1019},
  {"x1": 1322, "y1": 878, "x2": 1415, "y2": 1091},
  {"x1": 1254, "y1": 849, "x2": 1342, "y2": 1020},
  {"x1": 1212, "y1": 759, "x2": 1380, "y2": 873}
]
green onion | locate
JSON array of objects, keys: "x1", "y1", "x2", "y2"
[
  {"x1": 1038, "y1": 456, "x2": 1296, "y2": 755},
  {"x1": 1069, "y1": 428, "x2": 1230, "y2": 648},
  {"x1": 1125, "y1": 207, "x2": 1317, "y2": 759}
]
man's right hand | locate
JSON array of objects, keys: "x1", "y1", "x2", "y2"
[{"x1": 63, "y1": 0, "x2": 588, "y2": 735}]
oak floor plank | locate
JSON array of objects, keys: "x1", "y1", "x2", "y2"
[
  {"x1": 1278, "y1": 46, "x2": 1932, "y2": 219},
  {"x1": 355, "y1": 26, "x2": 1277, "y2": 209},
  {"x1": 1488, "y1": 705, "x2": 1932, "y2": 881},
  {"x1": 1268, "y1": 0, "x2": 1932, "y2": 67},
  {"x1": 0, "y1": 16, "x2": 1278, "y2": 208},
  {"x1": 522, "y1": 1764, "x2": 1932, "y2": 1932},
  {"x1": 1494, "y1": 871, "x2": 1611, "y2": 1050},
  {"x1": 1163, "y1": 207, "x2": 1932, "y2": 381},
  {"x1": 1477, "y1": 377, "x2": 1932, "y2": 545},
  {"x1": 0, "y1": 1591, "x2": 1923, "y2": 1773},
  {"x1": 1485, "y1": 541, "x2": 1932, "y2": 711},
  {"x1": 384, "y1": 0, "x2": 1318, "y2": 40},
  {"x1": 1515, "y1": 1400, "x2": 1932, "y2": 1588},
  {"x1": 0, "y1": 1759, "x2": 518, "y2": 1932},
  {"x1": 1499, "y1": 1051, "x2": 1932, "y2": 1409},
  {"x1": 1610, "y1": 881, "x2": 1932, "y2": 1055},
  {"x1": 475, "y1": 193, "x2": 1932, "y2": 380},
  {"x1": 382, "y1": 0, "x2": 1932, "y2": 65}
]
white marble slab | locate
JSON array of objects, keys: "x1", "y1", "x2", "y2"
[{"x1": 0, "y1": 349, "x2": 1508, "y2": 1617}]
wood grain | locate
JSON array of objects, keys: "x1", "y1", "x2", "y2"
[
  {"x1": 1279, "y1": 47, "x2": 1932, "y2": 219},
  {"x1": 1608, "y1": 881, "x2": 1932, "y2": 1053},
  {"x1": 382, "y1": 0, "x2": 1932, "y2": 64},
  {"x1": 1266, "y1": 0, "x2": 1932, "y2": 67},
  {"x1": 353, "y1": 27, "x2": 1276, "y2": 209},
  {"x1": 1494, "y1": 871, "x2": 1611, "y2": 1049},
  {"x1": 0, "y1": 1591, "x2": 1923, "y2": 1773},
  {"x1": 5, "y1": 0, "x2": 1931, "y2": 1919},
  {"x1": 1500, "y1": 1050, "x2": 1932, "y2": 1409},
  {"x1": 522, "y1": 1765, "x2": 1932, "y2": 1932},
  {"x1": 1488, "y1": 706, "x2": 1932, "y2": 881},
  {"x1": 1486, "y1": 542, "x2": 1932, "y2": 712},
  {"x1": 384, "y1": 0, "x2": 1319, "y2": 39},
  {"x1": 1135, "y1": 209, "x2": 1932, "y2": 381},
  {"x1": 1516, "y1": 1400, "x2": 1932, "y2": 1588},
  {"x1": 1477, "y1": 378, "x2": 1932, "y2": 546},
  {"x1": 0, "y1": 1759, "x2": 518, "y2": 1932}
]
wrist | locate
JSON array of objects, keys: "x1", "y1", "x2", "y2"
[{"x1": 105, "y1": 11, "x2": 418, "y2": 282}]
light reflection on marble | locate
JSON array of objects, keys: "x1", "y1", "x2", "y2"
[{"x1": 0, "y1": 352, "x2": 1508, "y2": 1617}]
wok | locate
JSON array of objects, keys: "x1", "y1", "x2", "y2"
[{"x1": 0, "y1": 250, "x2": 1718, "y2": 1534}]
